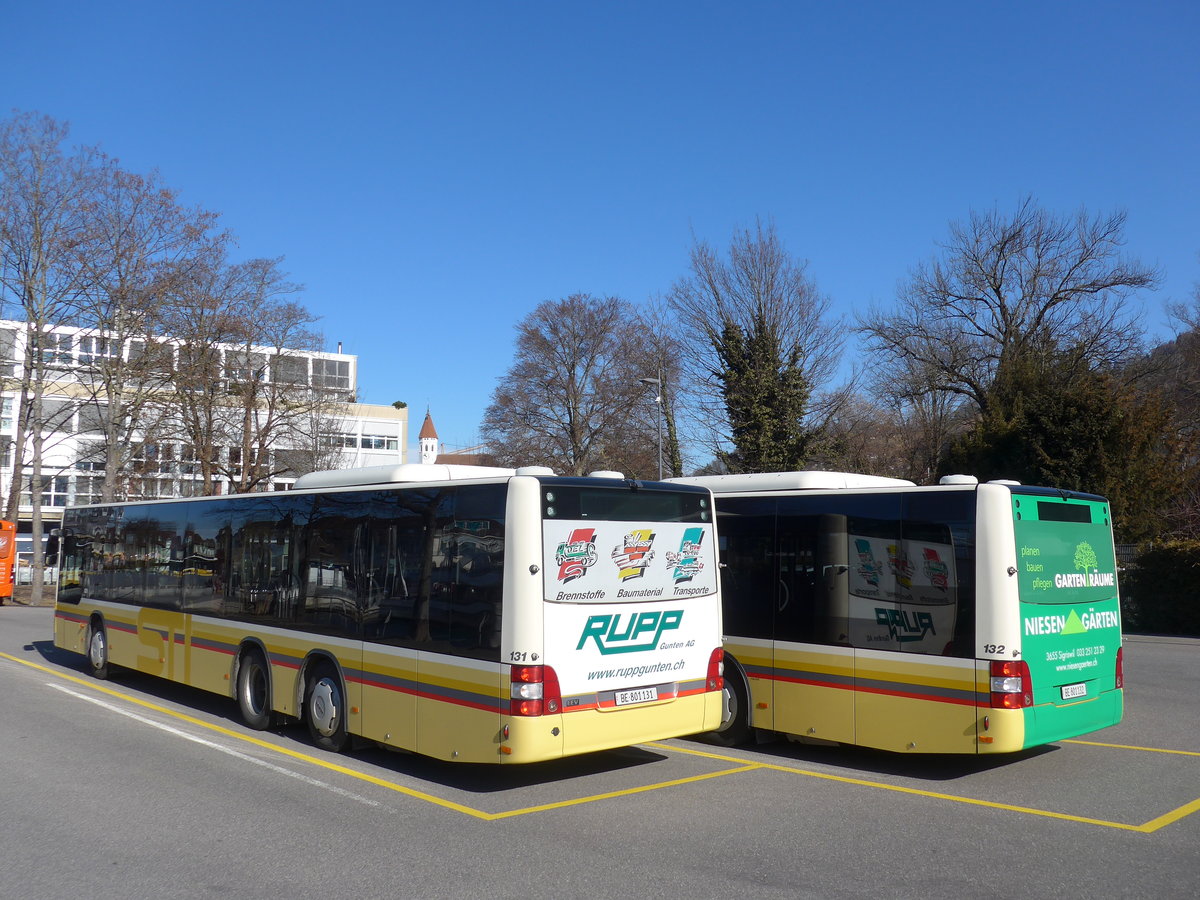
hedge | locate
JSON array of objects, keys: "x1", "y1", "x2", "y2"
[{"x1": 1121, "y1": 541, "x2": 1200, "y2": 637}]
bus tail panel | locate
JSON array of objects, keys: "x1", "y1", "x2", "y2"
[{"x1": 1010, "y1": 492, "x2": 1124, "y2": 748}]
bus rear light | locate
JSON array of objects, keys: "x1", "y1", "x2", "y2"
[
  {"x1": 509, "y1": 664, "x2": 561, "y2": 716},
  {"x1": 1115, "y1": 646, "x2": 1124, "y2": 689},
  {"x1": 707, "y1": 648, "x2": 724, "y2": 691},
  {"x1": 989, "y1": 660, "x2": 1033, "y2": 709}
]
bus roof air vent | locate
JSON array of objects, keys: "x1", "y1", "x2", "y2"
[
  {"x1": 586, "y1": 470, "x2": 626, "y2": 480},
  {"x1": 515, "y1": 466, "x2": 556, "y2": 476},
  {"x1": 938, "y1": 475, "x2": 979, "y2": 485}
]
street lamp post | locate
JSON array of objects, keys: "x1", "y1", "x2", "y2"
[{"x1": 638, "y1": 374, "x2": 663, "y2": 480}]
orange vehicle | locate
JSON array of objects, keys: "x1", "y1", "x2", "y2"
[{"x1": 0, "y1": 520, "x2": 15, "y2": 604}]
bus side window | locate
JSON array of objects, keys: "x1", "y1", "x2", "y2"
[
  {"x1": 776, "y1": 524, "x2": 831, "y2": 645},
  {"x1": 303, "y1": 494, "x2": 367, "y2": 639},
  {"x1": 901, "y1": 492, "x2": 976, "y2": 658},
  {"x1": 426, "y1": 484, "x2": 505, "y2": 661}
]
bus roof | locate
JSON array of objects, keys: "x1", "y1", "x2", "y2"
[
  {"x1": 668, "y1": 471, "x2": 917, "y2": 493},
  {"x1": 292, "y1": 463, "x2": 517, "y2": 489}
]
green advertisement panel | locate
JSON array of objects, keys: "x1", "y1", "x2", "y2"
[{"x1": 1011, "y1": 495, "x2": 1122, "y2": 744}]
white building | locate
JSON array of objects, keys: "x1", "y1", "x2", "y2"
[{"x1": 0, "y1": 319, "x2": 407, "y2": 537}]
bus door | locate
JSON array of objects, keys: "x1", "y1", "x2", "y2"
[
  {"x1": 772, "y1": 501, "x2": 855, "y2": 744},
  {"x1": 716, "y1": 497, "x2": 777, "y2": 731}
]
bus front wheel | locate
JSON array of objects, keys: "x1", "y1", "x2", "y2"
[
  {"x1": 86, "y1": 622, "x2": 110, "y2": 680},
  {"x1": 236, "y1": 648, "x2": 273, "y2": 730},
  {"x1": 709, "y1": 664, "x2": 750, "y2": 746},
  {"x1": 304, "y1": 662, "x2": 349, "y2": 752}
]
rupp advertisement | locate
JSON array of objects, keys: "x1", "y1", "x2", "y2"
[{"x1": 541, "y1": 520, "x2": 720, "y2": 702}]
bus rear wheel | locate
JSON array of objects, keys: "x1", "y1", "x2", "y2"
[
  {"x1": 305, "y1": 662, "x2": 349, "y2": 752},
  {"x1": 236, "y1": 648, "x2": 273, "y2": 730},
  {"x1": 86, "y1": 622, "x2": 110, "y2": 680},
  {"x1": 709, "y1": 665, "x2": 749, "y2": 747}
]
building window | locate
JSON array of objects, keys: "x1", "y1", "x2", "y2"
[
  {"x1": 21, "y1": 475, "x2": 70, "y2": 507},
  {"x1": 312, "y1": 359, "x2": 351, "y2": 392},
  {"x1": 75, "y1": 441, "x2": 107, "y2": 471},
  {"x1": 40, "y1": 398, "x2": 75, "y2": 433},
  {"x1": 271, "y1": 354, "x2": 308, "y2": 385},
  {"x1": 78, "y1": 335, "x2": 120, "y2": 365},
  {"x1": 226, "y1": 351, "x2": 267, "y2": 384},
  {"x1": 77, "y1": 402, "x2": 109, "y2": 434},
  {"x1": 73, "y1": 476, "x2": 105, "y2": 505},
  {"x1": 41, "y1": 332, "x2": 73, "y2": 367},
  {"x1": 0, "y1": 329, "x2": 16, "y2": 377},
  {"x1": 179, "y1": 445, "x2": 201, "y2": 476}
]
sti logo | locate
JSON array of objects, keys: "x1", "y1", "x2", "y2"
[
  {"x1": 555, "y1": 528, "x2": 598, "y2": 583},
  {"x1": 665, "y1": 527, "x2": 705, "y2": 584},
  {"x1": 577, "y1": 610, "x2": 684, "y2": 655},
  {"x1": 612, "y1": 529, "x2": 656, "y2": 582}
]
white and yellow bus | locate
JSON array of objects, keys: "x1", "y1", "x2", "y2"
[
  {"x1": 671, "y1": 471, "x2": 1124, "y2": 754},
  {"x1": 54, "y1": 465, "x2": 724, "y2": 763}
]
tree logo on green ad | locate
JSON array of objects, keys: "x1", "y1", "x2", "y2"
[{"x1": 1074, "y1": 542, "x2": 1099, "y2": 573}]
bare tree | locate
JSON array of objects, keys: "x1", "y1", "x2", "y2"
[
  {"x1": 164, "y1": 250, "x2": 247, "y2": 494},
  {"x1": 482, "y1": 294, "x2": 660, "y2": 477},
  {"x1": 858, "y1": 198, "x2": 1159, "y2": 420},
  {"x1": 864, "y1": 355, "x2": 968, "y2": 482},
  {"x1": 669, "y1": 221, "x2": 847, "y2": 472},
  {"x1": 165, "y1": 253, "x2": 330, "y2": 494},
  {"x1": 70, "y1": 160, "x2": 224, "y2": 501},
  {"x1": 0, "y1": 112, "x2": 100, "y2": 601},
  {"x1": 218, "y1": 258, "x2": 322, "y2": 492}
]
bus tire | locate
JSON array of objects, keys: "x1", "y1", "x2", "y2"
[
  {"x1": 86, "y1": 621, "x2": 110, "y2": 680},
  {"x1": 708, "y1": 662, "x2": 750, "y2": 747},
  {"x1": 236, "y1": 648, "x2": 273, "y2": 730},
  {"x1": 304, "y1": 661, "x2": 349, "y2": 753}
]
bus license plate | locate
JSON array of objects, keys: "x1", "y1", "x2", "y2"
[
  {"x1": 615, "y1": 687, "x2": 657, "y2": 706},
  {"x1": 1061, "y1": 683, "x2": 1087, "y2": 700}
]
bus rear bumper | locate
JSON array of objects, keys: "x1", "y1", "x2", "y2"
[{"x1": 500, "y1": 689, "x2": 722, "y2": 763}]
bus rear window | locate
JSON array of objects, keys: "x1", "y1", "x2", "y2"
[
  {"x1": 542, "y1": 484, "x2": 711, "y2": 523},
  {"x1": 1036, "y1": 501, "x2": 1092, "y2": 523}
]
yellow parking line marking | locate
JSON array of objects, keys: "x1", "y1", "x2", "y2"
[
  {"x1": 486, "y1": 764, "x2": 763, "y2": 821},
  {"x1": 1136, "y1": 796, "x2": 1200, "y2": 834},
  {"x1": 1064, "y1": 739, "x2": 1200, "y2": 758},
  {"x1": 650, "y1": 741, "x2": 1200, "y2": 834},
  {"x1": 5, "y1": 651, "x2": 757, "y2": 820}
]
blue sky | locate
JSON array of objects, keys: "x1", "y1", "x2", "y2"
[{"x1": 4, "y1": 1, "x2": 1198, "y2": 457}]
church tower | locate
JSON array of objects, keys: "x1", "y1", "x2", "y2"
[{"x1": 419, "y1": 409, "x2": 439, "y2": 465}]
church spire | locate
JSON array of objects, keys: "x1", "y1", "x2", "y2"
[{"x1": 419, "y1": 409, "x2": 439, "y2": 464}]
